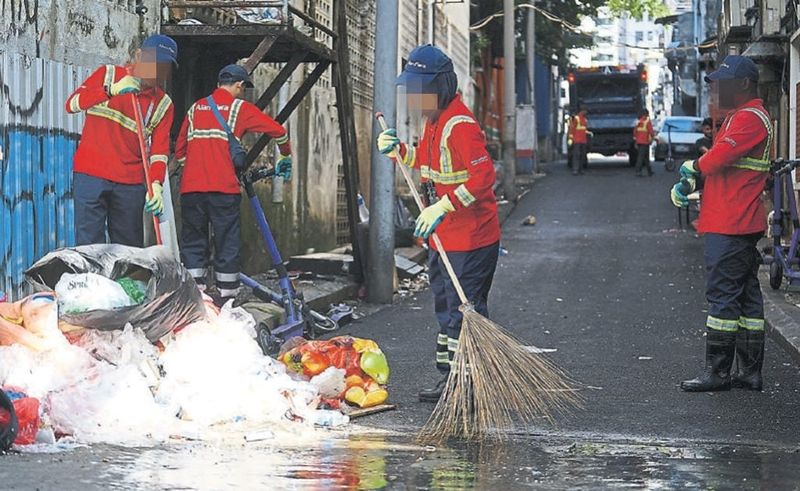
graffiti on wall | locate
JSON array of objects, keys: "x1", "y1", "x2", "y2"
[
  {"x1": 0, "y1": 53, "x2": 87, "y2": 299},
  {"x1": 1, "y1": 0, "x2": 39, "y2": 40}
]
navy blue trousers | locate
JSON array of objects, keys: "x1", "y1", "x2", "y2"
[
  {"x1": 180, "y1": 192, "x2": 242, "y2": 295},
  {"x1": 73, "y1": 172, "x2": 146, "y2": 247},
  {"x1": 429, "y1": 241, "x2": 499, "y2": 372},
  {"x1": 704, "y1": 233, "x2": 765, "y2": 332}
]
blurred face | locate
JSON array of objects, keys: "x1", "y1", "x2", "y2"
[
  {"x1": 714, "y1": 78, "x2": 754, "y2": 111},
  {"x1": 702, "y1": 124, "x2": 713, "y2": 138},
  {"x1": 133, "y1": 49, "x2": 173, "y2": 86}
]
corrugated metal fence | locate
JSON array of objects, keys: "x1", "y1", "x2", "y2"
[{"x1": 0, "y1": 53, "x2": 90, "y2": 300}]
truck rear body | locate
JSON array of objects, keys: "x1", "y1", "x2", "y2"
[{"x1": 568, "y1": 66, "x2": 648, "y2": 157}]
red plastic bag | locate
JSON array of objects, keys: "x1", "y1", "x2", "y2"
[{"x1": 0, "y1": 392, "x2": 39, "y2": 445}]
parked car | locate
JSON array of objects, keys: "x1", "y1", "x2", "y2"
[{"x1": 653, "y1": 116, "x2": 704, "y2": 161}]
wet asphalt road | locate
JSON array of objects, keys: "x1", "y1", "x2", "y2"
[
  {"x1": 4, "y1": 156, "x2": 800, "y2": 490},
  {"x1": 349, "y1": 156, "x2": 800, "y2": 446}
]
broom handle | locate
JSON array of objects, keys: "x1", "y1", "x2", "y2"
[
  {"x1": 376, "y1": 113, "x2": 469, "y2": 305},
  {"x1": 130, "y1": 92, "x2": 163, "y2": 245}
]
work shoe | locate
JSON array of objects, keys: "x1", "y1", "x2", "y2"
[
  {"x1": 418, "y1": 376, "x2": 448, "y2": 403},
  {"x1": 681, "y1": 329, "x2": 736, "y2": 392},
  {"x1": 732, "y1": 330, "x2": 765, "y2": 391}
]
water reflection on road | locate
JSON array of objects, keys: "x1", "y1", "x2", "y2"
[{"x1": 98, "y1": 428, "x2": 800, "y2": 490}]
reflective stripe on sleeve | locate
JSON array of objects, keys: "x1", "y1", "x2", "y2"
[
  {"x1": 454, "y1": 184, "x2": 476, "y2": 207},
  {"x1": 150, "y1": 154, "x2": 168, "y2": 165},
  {"x1": 68, "y1": 95, "x2": 82, "y2": 113}
]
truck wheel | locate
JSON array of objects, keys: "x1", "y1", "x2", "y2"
[{"x1": 770, "y1": 261, "x2": 783, "y2": 290}]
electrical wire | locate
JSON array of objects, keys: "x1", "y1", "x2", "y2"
[{"x1": 469, "y1": 3, "x2": 582, "y2": 33}]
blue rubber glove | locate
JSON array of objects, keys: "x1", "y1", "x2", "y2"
[
  {"x1": 377, "y1": 128, "x2": 401, "y2": 155},
  {"x1": 680, "y1": 160, "x2": 700, "y2": 180},
  {"x1": 276, "y1": 154, "x2": 292, "y2": 181},
  {"x1": 670, "y1": 178, "x2": 696, "y2": 208},
  {"x1": 414, "y1": 195, "x2": 455, "y2": 239}
]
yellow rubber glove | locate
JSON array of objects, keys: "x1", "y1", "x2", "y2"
[
  {"x1": 567, "y1": 138, "x2": 573, "y2": 147},
  {"x1": 680, "y1": 160, "x2": 700, "y2": 180},
  {"x1": 377, "y1": 128, "x2": 401, "y2": 155},
  {"x1": 145, "y1": 182, "x2": 164, "y2": 216},
  {"x1": 670, "y1": 178, "x2": 695, "y2": 208},
  {"x1": 109, "y1": 75, "x2": 141, "y2": 96},
  {"x1": 414, "y1": 195, "x2": 455, "y2": 239}
]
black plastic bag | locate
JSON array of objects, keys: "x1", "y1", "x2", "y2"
[
  {"x1": 25, "y1": 245, "x2": 206, "y2": 342},
  {"x1": 0, "y1": 390, "x2": 18, "y2": 452}
]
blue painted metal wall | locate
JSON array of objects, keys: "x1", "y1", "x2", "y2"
[
  {"x1": 1, "y1": 53, "x2": 90, "y2": 300},
  {"x1": 515, "y1": 54, "x2": 553, "y2": 138}
]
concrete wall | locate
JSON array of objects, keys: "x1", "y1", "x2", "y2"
[{"x1": 2, "y1": 0, "x2": 161, "y2": 65}]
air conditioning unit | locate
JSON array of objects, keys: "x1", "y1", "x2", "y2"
[
  {"x1": 727, "y1": 0, "x2": 753, "y2": 27},
  {"x1": 761, "y1": 0, "x2": 785, "y2": 35}
]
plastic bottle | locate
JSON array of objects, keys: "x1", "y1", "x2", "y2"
[
  {"x1": 357, "y1": 194, "x2": 370, "y2": 223},
  {"x1": 312, "y1": 410, "x2": 349, "y2": 428}
]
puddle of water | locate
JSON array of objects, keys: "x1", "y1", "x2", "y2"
[
  {"x1": 86, "y1": 431, "x2": 800, "y2": 490},
  {"x1": 5, "y1": 429, "x2": 800, "y2": 490}
]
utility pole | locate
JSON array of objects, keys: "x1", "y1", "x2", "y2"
[
  {"x1": 367, "y1": 0, "x2": 399, "y2": 304},
  {"x1": 427, "y1": 0, "x2": 435, "y2": 44},
  {"x1": 502, "y1": 0, "x2": 517, "y2": 201},
  {"x1": 526, "y1": 3, "x2": 539, "y2": 174}
]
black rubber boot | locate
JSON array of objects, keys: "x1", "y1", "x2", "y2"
[
  {"x1": 419, "y1": 375, "x2": 448, "y2": 403},
  {"x1": 681, "y1": 329, "x2": 736, "y2": 392},
  {"x1": 732, "y1": 330, "x2": 765, "y2": 391}
]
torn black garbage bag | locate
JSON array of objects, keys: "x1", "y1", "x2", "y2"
[{"x1": 24, "y1": 245, "x2": 206, "y2": 342}]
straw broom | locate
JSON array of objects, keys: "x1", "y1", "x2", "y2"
[{"x1": 376, "y1": 113, "x2": 580, "y2": 443}]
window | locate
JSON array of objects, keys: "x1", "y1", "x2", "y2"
[
  {"x1": 635, "y1": 31, "x2": 644, "y2": 43},
  {"x1": 647, "y1": 31, "x2": 654, "y2": 42},
  {"x1": 662, "y1": 119, "x2": 703, "y2": 133}
]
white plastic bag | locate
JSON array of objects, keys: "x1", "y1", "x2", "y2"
[
  {"x1": 46, "y1": 364, "x2": 175, "y2": 445},
  {"x1": 310, "y1": 367, "x2": 346, "y2": 398},
  {"x1": 55, "y1": 273, "x2": 135, "y2": 314},
  {"x1": 156, "y1": 302, "x2": 320, "y2": 426}
]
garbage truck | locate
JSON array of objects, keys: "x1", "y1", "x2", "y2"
[{"x1": 567, "y1": 65, "x2": 648, "y2": 166}]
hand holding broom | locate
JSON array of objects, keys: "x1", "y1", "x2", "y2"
[{"x1": 376, "y1": 112, "x2": 580, "y2": 442}]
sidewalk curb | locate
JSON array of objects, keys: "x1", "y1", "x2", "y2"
[{"x1": 759, "y1": 271, "x2": 800, "y2": 365}]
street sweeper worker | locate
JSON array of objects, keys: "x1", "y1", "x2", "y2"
[
  {"x1": 175, "y1": 64, "x2": 292, "y2": 304},
  {"x1": 568, "y1": 108, "x2": 590, "y2": 175},
  {"x1": 670, "y1": 55, "x2": 772, "y2": 392},
  {"x1": 66, "y1": 34, "x2": 177, "y2": 247},
  {"x1": 375, "y1": 45, "x2": 501, "y2": 402},
  {"x1": 632, "y1": 108, "x2": 655, "y2": 177}
]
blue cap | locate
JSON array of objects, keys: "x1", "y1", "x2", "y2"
[
  {"x1": 396, "y1": 45, "x2": 454, "y2": 88},
  {"x1": 141, "y1": 34, "x2": 178, "y2": 65},
  {"x1": 218, "y1": 64, "x2": 254, "y2": 88},
  {"x1": 705, "y1": 55, "x2": 758, "y2": 83}
]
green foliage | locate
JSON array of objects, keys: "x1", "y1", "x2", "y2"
[
  {"x1": 471, "y1": 0, "x2": 606, "y2": 70},
  {"x1": 606, "y1": 0, "x2": 670, "y2": 20}
]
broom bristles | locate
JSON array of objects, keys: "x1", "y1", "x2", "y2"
[{"x1": 418, "y1": 309, "x2": 582, "y2": 443}]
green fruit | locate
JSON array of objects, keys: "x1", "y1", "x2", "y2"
[{"x1": 360, "y1": 351, "x2": 389, "y2": 384}]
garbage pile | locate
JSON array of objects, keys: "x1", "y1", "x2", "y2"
[{"x1": 0, "y1": 245, "x2": 390, "y2": 450}]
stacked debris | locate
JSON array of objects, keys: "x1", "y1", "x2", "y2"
[{"x1": 0, "y1": 245, "x2": 391, "y2": 450}]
